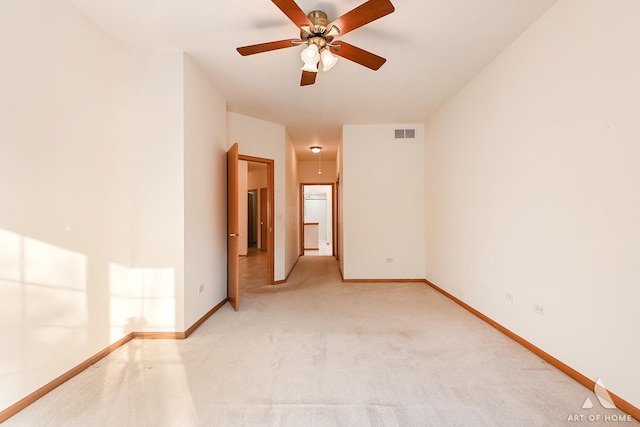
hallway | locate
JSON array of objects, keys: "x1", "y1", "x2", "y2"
[
  {"x1": 239, "y1": 247, "x2": 270, "y2": 291},
  {"x1": 303, "y1": 241, "x2": 333, "y2": 257}
]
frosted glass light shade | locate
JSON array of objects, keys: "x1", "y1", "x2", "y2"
[
  {"x1": 320, "y1": 49, "x2": 338, "y2": 71},
  {"x1": 300, "y1": 44, "x2": 320, "y2": 72},
  {"x1": 301, "y1": 61, "x2": 319, "y2": 72},
  {"x1": 303, "y1": 43, "x2": 319, "y2": 59}
]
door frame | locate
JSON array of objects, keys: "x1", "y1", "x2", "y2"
[
  {"x1": 227, "y1": 143, "x2": 240, "y2": 310},
  {"x1": 335, "y1": 174, "x2": 340, "y2": 261},
  {"x1": 239, "y1": 154, "x2": 275, "y2": 285},
  {"x1": 259, "y1": 187, "x2": 268, "y2": 251},
  {"x1": 299, "y1": 182, "x2": 337, "y2": 257}
]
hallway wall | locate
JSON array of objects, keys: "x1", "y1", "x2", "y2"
[{"x1": 285, "y1": 133, "x2": 300, "y2": 275}]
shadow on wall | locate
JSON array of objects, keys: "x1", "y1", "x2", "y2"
[
  {"x1": 0, "y1": 228, "x2": 88, "y2": 410},
  {"x1": 0, "y1": 228, "x2": 178, "y2": 412},
  {"x1": 109, "y1": 264, "x2": 176, "y2": 342}
]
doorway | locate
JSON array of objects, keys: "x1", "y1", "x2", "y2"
[
  {"x1": 301, "y1": 184, "x2": 335, "y2": 257},
  {"x1": 239, "y1": 159, "x2": 273, "y2": 291},
  {"x1": 228, "y1": 144, "x2": 275, "y2": 311},
  {"x1": 245, "y1": 187, "x2": 269, "y2": 253},
  {"x1": 248, "y1": 190, "x2": 257, "y2": 248}
]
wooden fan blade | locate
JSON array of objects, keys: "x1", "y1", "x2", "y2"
[
  {"x1": 326, "y1": 0, "x2": 395, "y2": 36},
  {"x1": 331, "y1": 41, "x2": 386, "y2": 70},
  {"x1": 237, "y1": 39, "x2": 300, "y2": 56},
  {"x1": 272, "y1": 0, "x2": 314, "y2": 28},
  {"x1": 300, "y1": 69, "x2": 318, "y2": 86}
]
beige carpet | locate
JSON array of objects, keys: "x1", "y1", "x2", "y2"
[{"x1": 4, "y1": 257, "x2": 637, "y2": 426}]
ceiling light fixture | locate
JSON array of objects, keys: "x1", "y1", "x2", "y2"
[
  {"x1": 310, "y1": 146, "x2": 322, "y2": 175},
  {"x1": 320, "y1": 49, "x2": 338, "y2": 71},
  {"x1": 300, "y1": 44, "x2": 320, "y2": 72},
  {"x1": 237, "y1": 3, "x2": 395, "y2": 87},
  {"x1": 300, "y1": 35, "x2": 338, "y2": 74}
]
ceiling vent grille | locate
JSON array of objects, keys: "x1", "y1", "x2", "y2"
[{"x1": 394, "y1": 128, "x2": 416, "y2": 139}]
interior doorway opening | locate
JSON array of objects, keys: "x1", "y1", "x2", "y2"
[
  {"x1": 239, "y1": 159, "x2": 273, "y2": 292},
  {"x1": 247, "y1": 190, "x2": 257, "y2": 248},
  {"x1": 301, "y1": 184, "x2": 335, "y2": 257},
  {"x1": 246, "y1": 186, "x2": 268, "y2": 252}
]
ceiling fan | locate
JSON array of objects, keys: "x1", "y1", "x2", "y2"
[{"x1": 237, "y1": 0, "x2": 395, "y2": 86}]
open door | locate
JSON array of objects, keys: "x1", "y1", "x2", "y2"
[{"x1": 227, "y1": 143, "x2": 240, "y2": 311}]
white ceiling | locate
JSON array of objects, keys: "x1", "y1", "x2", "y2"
[{"x1": 70, "y1": 0, "x2": 557, "y2": 160}]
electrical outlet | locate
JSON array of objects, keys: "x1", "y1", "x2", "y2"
[
  {"x1": 198, "y1": 284, "x2": 204, "y2": 294},
  {"x1": 534, "y1": 303, "x2": 544, "y2": 315},
  {"x1": 505, "y1": 292, "x2": 514, "y2": 302}
]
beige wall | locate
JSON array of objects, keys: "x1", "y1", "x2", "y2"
[
  {"x1": 183, "y1": 53, "x2": 229, "y2": 332},
  {"x1": 248, "y1": 167, "x2": 267, "y2": 190},
  {"x1": 298, "y1": 160, "x2": 337, "y2": 183},
  {"x1": 132, "y1": 51, "x2": 185, "y2": 333},
  {"x1": 0, "y1": 2, "x2": 230, "y2": 411},
  {"x1": 342, "y1": 124, "x2": 425, "y2": 280},
  {"x1": 228, "y1": 113, "x2": 290, "y2": 280},
  {"x1": 134, "y1": 51, "x2": 229, "y2": 335},
  {"x1": 0, "y1": 0, "x2": 137, "y2": 410},
  {"x1": 424, "y1": 0, "x2": 640, "y2": 409},
  {"x1": 285, "y1": 133, "x2": 300, "y2": 274}
]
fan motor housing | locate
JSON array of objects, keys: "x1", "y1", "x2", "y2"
[
  {"x1": 301, "y1": 10, "x2": 334, "y2": 43},
  {"x1": 308, "y1": 10, "x2": 329, "y2": 31}
]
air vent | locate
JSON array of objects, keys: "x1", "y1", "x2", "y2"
[{"x1": 394, "y1": 128, "x2": 416, "y2": 139}]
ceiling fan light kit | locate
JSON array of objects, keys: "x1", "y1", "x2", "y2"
[
  {"x1": 320, "y1": 48, "x2": 338, "y2": 71},
  {"x1": 300, "y1": 43, "x2": 320, "y2": 72},
  {"x1": 237, "y1": 0, "x2": 395, "y2": 86},
  {"x1": 300, "y1": 11, "x2": 340, "y2": 73}
]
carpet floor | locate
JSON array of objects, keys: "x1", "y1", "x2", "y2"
[{"x1": 3, "y1": 256, "x2": 637, "y2": 426}]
